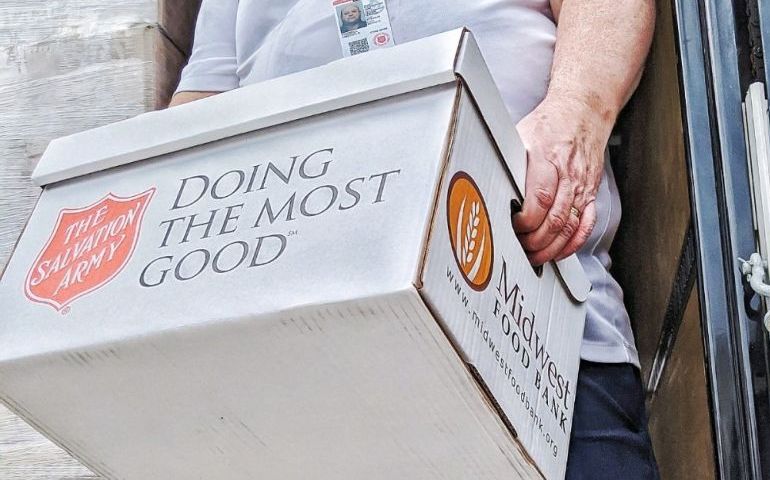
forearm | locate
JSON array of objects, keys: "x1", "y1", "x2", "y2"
[
  {"x1": 513, "y1": 0, "x2": 655, "y2": 263},
  {"x1": 548, "y1": 0, "x2": 655, "y2": 125},
  {"x1": 168, "y1": 91, "x2": 222, "y2": 107}
]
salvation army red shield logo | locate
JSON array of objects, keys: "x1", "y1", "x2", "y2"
[{"x1": 25, "y1": 189, "x2": 155, "y2": 311}]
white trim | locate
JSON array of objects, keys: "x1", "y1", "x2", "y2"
[{"x1": 744, "y1": 83, "x2": 770, "y2": 265}]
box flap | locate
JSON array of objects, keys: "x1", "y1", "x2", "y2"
[
  {"x1": 32, "y1": 30, "x2": 466, "y2": 186},
  {"x1": 453, "y1": 32, "x2": 591, "y2": 302}
]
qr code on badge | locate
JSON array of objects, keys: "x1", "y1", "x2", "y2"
[{"x1": 348, "y1": 38, "x2": 370, "y2": 55}]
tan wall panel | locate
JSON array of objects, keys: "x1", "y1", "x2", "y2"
[
  {"x1": 159, "y1": 0, "x2": 203, "y2": 56},
  {"x1": 647, "y1": 289, "x2": 716, "y2": 480},
  {"x1": 611, "y1": 0, "x2": 691, "y2": 379}
]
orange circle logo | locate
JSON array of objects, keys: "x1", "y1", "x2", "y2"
[{"x1": 446, "y1": 172, "x2": 494, "y2": 291}]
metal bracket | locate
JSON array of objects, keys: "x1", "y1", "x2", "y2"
[
  {"x1": 743, "y1": 83, "x2": 770, "y2": 335},
  {"x1": 740, "y1": 253, "x2": 770, "y2": 331}
]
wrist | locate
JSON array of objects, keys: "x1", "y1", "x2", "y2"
[{"x1": 541, "y1": 86, "x2": 619, "y2": 134}]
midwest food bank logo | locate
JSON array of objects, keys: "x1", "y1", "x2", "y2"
[
  {"x1": 25, "y1": 189, "x2": 155, "y2": 311},
  {"x1": 446, "y1": 172, "x2": 494, "y2": 291}
]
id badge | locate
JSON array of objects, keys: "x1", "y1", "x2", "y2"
[{"x1": 332, "y1": 0, "x2": 395, "y2": 57}]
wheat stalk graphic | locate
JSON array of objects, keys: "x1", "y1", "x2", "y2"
[
  {"x1": 455, "y1": 197, "x2": 487, "y2": 283},
  {"x1": 461, "y1": 201, "x2": 480, "y2": 266}
]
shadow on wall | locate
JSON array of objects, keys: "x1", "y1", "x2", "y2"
[{"x1": 610, "y1": 0, "x2": 716, "y2": 478}]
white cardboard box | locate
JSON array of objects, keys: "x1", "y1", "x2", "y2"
[{"x1": 0, "y1": 30, "x2": 589, "y2": 480}]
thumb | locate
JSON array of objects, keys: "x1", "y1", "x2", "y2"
[{"x1": 513, "y1": 150, "x2": 558, "y2": 234}]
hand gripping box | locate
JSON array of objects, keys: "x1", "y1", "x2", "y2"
[{"x1": 0, "y1": 30, "x2": 589, "y2": 480}]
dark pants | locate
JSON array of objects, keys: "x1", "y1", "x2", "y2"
[{"x1": 566, "y1": 360, "x2": 661, "y2": 480}]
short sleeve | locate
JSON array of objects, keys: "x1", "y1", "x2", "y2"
[{"x1": 175, "y1": 0, "x2": 240, "y2": 93}]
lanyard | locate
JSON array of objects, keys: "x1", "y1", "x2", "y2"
[{"x1": 332, "y1": 0, "x2": 395, "y2": 57}]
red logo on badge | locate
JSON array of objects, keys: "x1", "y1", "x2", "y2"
[
  {"x1": 24, "y1": 189, "x2": 155, "y2": 311},
  {"x1": 373, "y1": 32, "x2": 390, "y2": 46}
]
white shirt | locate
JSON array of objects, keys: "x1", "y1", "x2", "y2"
[{"x1": 176, "y1": 0, "x2": 641, "y2": 368}]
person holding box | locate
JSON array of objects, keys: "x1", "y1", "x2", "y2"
[{"x1": 170, "y1": 1, "x2": 658, "y2": 478}]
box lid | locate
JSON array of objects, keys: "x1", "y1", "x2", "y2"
[
  {"x1": 32, "y1": 29, "x2": 465, "y2": 186},
  {"x1": 32, "y1": 28, "x2": 590, "y2": 302}
]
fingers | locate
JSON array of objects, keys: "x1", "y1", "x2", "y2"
[
  {"x1": 510, "y1": 131, "x2": 601, "y2": 266},
  {"x1": 555, "y1": 201, "x2": 597, "y2": 261},
  {"x1": 512, "y1": 152, "x2": 559, "y2": 234},
  {"x1": 525, "y1": 207, "x2": 581, "y2": 266},
  {"x1": 570, "y1": 161, "x2": 588, "y2": 214},
  {"x1": 518, "y1": 172, "x2": 576, "y2": 253},
  {"x1": 526, "y1": 202, "x2": 596, "y2": 267}
]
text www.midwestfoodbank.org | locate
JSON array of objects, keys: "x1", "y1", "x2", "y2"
[{"x1": 445, "y1": 262, "x2": 573, "y2": 460}]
